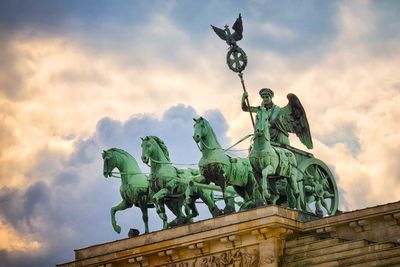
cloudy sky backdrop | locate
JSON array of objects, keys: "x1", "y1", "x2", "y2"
[{"x1": 0, "y1": 1, "x2": 399, "y2": 266}]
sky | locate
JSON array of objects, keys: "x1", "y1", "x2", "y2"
[{"x1": 0, "y1": 0, "x2": 399, "y2": 266}]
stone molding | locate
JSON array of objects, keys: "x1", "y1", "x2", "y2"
[
  {"x1": 58, "y1": 201, "x2": 400, "y2": 267},
  {"x1": 304, "y1": 201, "x2": 400, "y2": 243}
]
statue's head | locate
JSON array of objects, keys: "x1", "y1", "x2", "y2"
[
  {"x1": 259, "y1": 88, "x2": 274, "y2": 98},
  {"x1": 259, "y1": 88, "x2": 273, "y2": 105}
]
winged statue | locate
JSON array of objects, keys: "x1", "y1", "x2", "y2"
[
  {"x1": 280, "y1": 93, "x2": 313, "y2": 149},
  {"x1": 242, "y1": 89, "x2": 313, "y2": 149},
  {"x1": 211, "y1": 13, "x2": 243, "y2": 47}
]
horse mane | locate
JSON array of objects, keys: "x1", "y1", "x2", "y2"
[
  {"x1": 109, "y1": 148, "x2": 135, "y2": 162},
  {"x1": 202, "y1": 119, "x2": 222, "y2": 148},
  {"x1": 148, "y1": 136, "x2": 170, "y2": 161}
]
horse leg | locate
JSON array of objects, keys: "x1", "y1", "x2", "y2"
[
  {"x1": 184, "y1": 202, "x2": 193, "y2": 223},
  {"x1": 288, "y1": 157, "x2": 300, "y2": 209},
  {"x1": 153, "y1": 189, "x2": 169, "y2": 229},
  {"x1": 285, "y1": 181, "x2": 296, "y2": 209},
  {"x1": 201, "y1": 189, "x2": 222, "y2": 217},
  {"x1": 222, "y1": 186, "x2": 235, "y2": 215},
  {"x1": 187, "y1": 196, "x2": 199, "y2": 219},
  {"x1": 234, "y1": 185, "x2": 250, "y2": 211},
  {"x1": 184, "y1": 180, "x2": 194, "y2": 205},
  {"x1": 247, "y1": 171, "x2": 265, "y2": 207},
  {"x1": 167, "y1": 200, "x2": 189, "y2": 226},
  {"x1": 306, "y1": 195, "x2": 315, "y2": 213},
  {"x1": 139, "y1": 197, "x2": 149, "y2": 233},
  {"x1": 111, "y1": 200, "x2": 132, "y2": 234},
  {"x1": 315, "y1": 199, "x2": 323, "y2": 217},
  {"x1": 261, "y1": 165, "x2": 274, "y2": 200},
  {"x1": 156, "y1": 201, "x2": 168, "y2": 229},
  {"x1": 320, "y1": 195, "x2": 330, "y2": 215}
]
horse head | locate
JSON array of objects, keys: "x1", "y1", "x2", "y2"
[
  {"x1": 193, "y1": 117, "x2": 206, "y2": 143},
  {"x1": 193, "y1": 117, "x2": 222, "y2": 151},
  {"x1": 102, "y1": 149, "x2": 116, "y2": 178},
  {"x1": 140, "y1": 136, "x2": 152, "y2": 165},
  {"x1": 255, "y1": 107, "x2": 270, "y2": 138},
  {"x1": 141, "y1": 136, "x2": 170, "y2": 165}
]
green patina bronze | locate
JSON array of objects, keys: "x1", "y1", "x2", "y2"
[
  {"x1": 247, "y1": 108, "x2": 338, "y2": 215},
  {"x1": 242, "y1": 90, "x2": 313, "y2": 149},
  {"x1": 140, "y1": 136, "x2": 221, "y2": 229},
  {"x1": 100, "y1": 14, "x2": 341, "y2": 235},
  {"x1": 102, "y1": 148, "x2": 153, "y2": 234},
  {"x1": 211, "y1": 13, "x2": 247, "y2": 73},
  {"x1": 299, "y1": 158, "x2": 338, "y2": 216},
  {"x1": 193, "y1": 117, "x2": 263, "y2": 212},
  {"x1": 185, "y1": 175, "x2": 238, "y2": 214},
  {"x1": 249, "y1": 107, "x2": 301, "y2": 209}
]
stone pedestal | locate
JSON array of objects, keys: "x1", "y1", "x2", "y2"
[{"x1": 58, "y1": 201, "x2": 400, "y2": 267}]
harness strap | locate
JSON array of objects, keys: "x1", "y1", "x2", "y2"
[{"x1": 224, "y1": 134, "x2": 253, "y2": 151}]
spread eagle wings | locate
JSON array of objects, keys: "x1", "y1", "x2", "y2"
[
  {"x1": 280, "y1": 93, "x2": 313, "y2": 149},
  {"x1": 211, "y1": 13, "x2": 243, "y2": 42},
  {"x1": 211, "y1": 25, "x2": 227, "y2": 41},
  {"x1": 231, "y1": 13, "x2": 243, "y2": 41}
]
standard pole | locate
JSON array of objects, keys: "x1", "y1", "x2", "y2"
[{"x1": 238, "y1": 72, "x2": 255, "y2": 127}]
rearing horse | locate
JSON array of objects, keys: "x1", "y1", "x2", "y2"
[
  {"x1": 249, "y1": 107, "x2": 300, "y2": 209},
  {"x1": 141, "y1": 136, "x2": 219, "y2": 229},
  {"x1": 193, "y1": 117, "x2": 262, "y2": 213},
  {"x1": 102, "y1": 148, "x2": 153, "y2": 234}
]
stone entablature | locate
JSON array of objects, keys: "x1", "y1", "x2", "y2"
[
  {"x1": 303, "y1": 201, "x2": 400, "y2": 244},
  {"x1": 58, "y1": 201, "x2": 400, "y2": 267}
]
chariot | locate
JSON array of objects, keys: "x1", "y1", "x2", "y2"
[
  {"x1": 192, "y1": 113, "x2": 339, "y2": 218},
  {"x1": 267, "y1": 142, "x2": 338, "y2": 216}
]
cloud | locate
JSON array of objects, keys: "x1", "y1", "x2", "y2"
[
  {"x1": 257, "y1": 22, "x2": 297, "y2": 40},
  {"x1": 0, "y1": 117, "x2": 17, "y2": 159},
  {"x1": 0, "y1": 40, "x2": 34, "y2": 100},
  {"x1": 0, "y1": 1, "x2": 399, "y2": 266},
  {"x1": 0, "y1": 105, "x2": 231, "y2": 266}
]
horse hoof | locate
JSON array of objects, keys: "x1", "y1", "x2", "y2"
[
  {"x1": 114, "y1": 225, "x2": 121, "y2": 234},
  {"x1": 315, "y1": 208, "x2": 324, "y2": 218},
  {"x1": 223, "y1": 206, "x2": 236, "y2": 215},
  {"x1": 255, "y1": 199, "x2": 267, "y2": 207},
  {"x1": 168, "y1": 217, "x2": 189, "y2": 228},
  {"x1": 211, "y1": 207, "x2": 223, "y2": 217},
  {"x1": 128, "y1": 228, "x2": 140, "y2": 237}
]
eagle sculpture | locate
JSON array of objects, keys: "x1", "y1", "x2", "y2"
[{"x1": 211, "y1": 13, "x2": 243, "y2": 47}]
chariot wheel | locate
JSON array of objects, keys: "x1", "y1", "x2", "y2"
[
  {"x1": 298, "y1": 158, "x2": 338, "y2": 216},
  {"x1": 226, "y1": 46, "x2": 247, "y2": 73}
]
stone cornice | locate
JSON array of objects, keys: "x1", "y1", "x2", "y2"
[{"x1": 58, "y1": 201, "x2": 400, "y2": 267}]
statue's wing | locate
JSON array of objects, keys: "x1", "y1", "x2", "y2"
[
  {"x1": 232, "y1": 13, "x2": 243, "y2": 41},
  {"x1": 211, "y1": 25, "x2": 227, "y2": 41},
  {"x1": 280, "y1": 93, "x2": 313, "y2": 149}
]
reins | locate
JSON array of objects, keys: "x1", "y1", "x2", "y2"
[
  {"x1": 109, "y1": 171, "x2": 149, "y2": 179},
  {"x1": 145, "y1": 157, "x2": 198, "y2": 166},
  {"x1": 224, "y1": 134, "x2": 253, "y2": 151}
]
